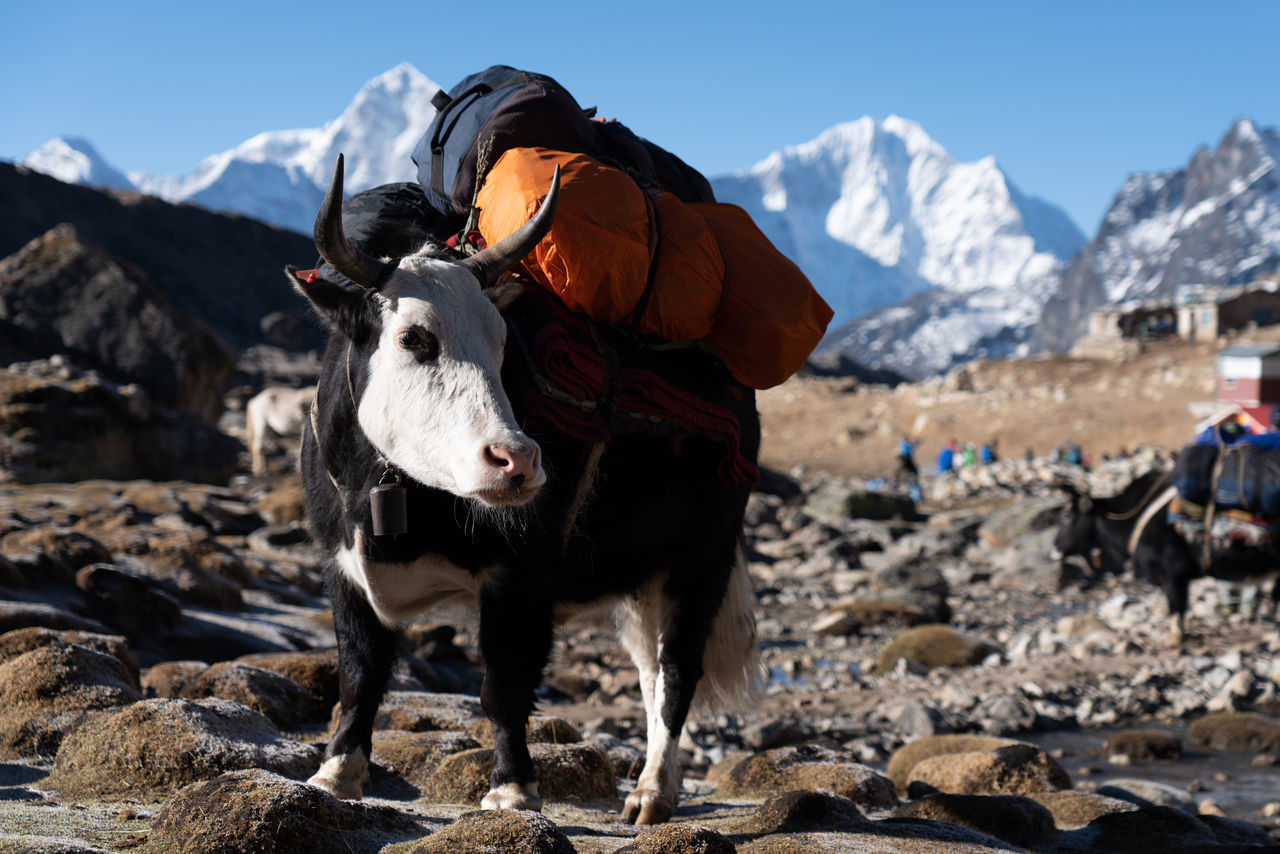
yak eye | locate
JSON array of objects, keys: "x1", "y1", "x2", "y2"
[{"x1": 397, "y1": 327, "x2": 440, "y2": 360}]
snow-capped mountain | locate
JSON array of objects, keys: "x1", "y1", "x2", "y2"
[
  {"x1": 710, "y1": 117, "x2": 1085, "y2": 379},
  {"x1": 23, "y1": 64, "x2": 441, "y2": 235},
  {"x1": 1034, "y1": 117, "x2": 1280, "y2": 353},
  {"x1": 24, "y1": 136, "x2": 135, "y2": 192}
]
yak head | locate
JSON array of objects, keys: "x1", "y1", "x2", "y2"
[{"x1": 289, "y1": 154, "x2": 559, "y2": 508}]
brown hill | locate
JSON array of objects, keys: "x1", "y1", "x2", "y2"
[{"x1": 757, "y1": 335, "x2": 1258, "y2": 481}]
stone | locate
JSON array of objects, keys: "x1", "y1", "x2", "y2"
[
  {"x1": 179, "y1": 660, "x2": 323, "y2": 729},
  {"x1": 613, "y1": 823, "x2": 737, "y2": 853},
  {"x1": 417, "y1": 742, "x2": 615, "y2": 806},
  {"x1": 0, "y1": 626, "x2": 140, "y2": 688},
  {"x1": 894, "y1": 793, "x2": 1056, "y2": 849},
  {"x1": 905, "y1": 743, "x2": 1071, "y2": 796},
  {"x1": 1187, "y1": 711, "x2": 1280, "y2": 754},
  {"x1": 1103, "y1": 729, "x2": 1183, "y2": 761},
  {"x1": 394, "y1": 808, "x2": 574, "y2": 854},
  {"x1": 146, "y1": 769, "x2": 421, "y2": 854},
  {"x1": 0, "y1": 642, "x2": 141, "y2": 758},
  {"x1": 45, "y1": 697, "x2": 319, "y2": 798},
  {"x1": 715, "y1": 744, "x2": 898, "y2": 808},
  {"x1": 875, "y1": 624, "x2": 1001, "y2": 674}
]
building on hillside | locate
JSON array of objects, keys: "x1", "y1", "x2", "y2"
[
  {"x1": 1216, "y1": 343, "x2": 1280, "y2": 428},
  {"x1": 1177, "y1": 281, "x2": 1280, "y2": 344},
  {"x1": 1083, "y1": 280, "x2": 1280, "y2": 348}
]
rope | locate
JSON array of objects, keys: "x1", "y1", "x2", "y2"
[
  {"x1": 1126, "y1": 485, "x2": 1179, "y2": 557},
  {"x1": 1104, "y1": 470, "x2": 1172, "y2": 521}
]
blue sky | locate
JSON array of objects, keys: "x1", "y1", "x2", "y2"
[{"x1": 3, "y1": 0, "x2": 1276, "y2": 234}]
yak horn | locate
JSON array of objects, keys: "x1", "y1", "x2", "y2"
[
  {"x1": 314, "y1": 154, "x2": 389, "y2": 287},
  {"x1": 462, "y1": 165, "x2": 561, "y2": 285}
]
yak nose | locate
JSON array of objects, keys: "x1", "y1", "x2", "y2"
[{"x1": 483, "y1": 442, "x2": 542, "y2": 486}]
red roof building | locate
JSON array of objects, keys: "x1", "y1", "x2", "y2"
[{"x1": 1216, "y1": 344, "x2": 1280, "y2": 428}]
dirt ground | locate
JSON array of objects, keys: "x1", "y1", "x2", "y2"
[{"x1": 757, "y1": 336, "x2": 1241, "y2": 481}]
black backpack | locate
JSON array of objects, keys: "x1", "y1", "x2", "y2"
[
  {"x1": 411, "y1": 66, "x2": 600, "y2": 218},
  {"x1": 411, "y1": 65, "x2": 715, "y2": 221}
]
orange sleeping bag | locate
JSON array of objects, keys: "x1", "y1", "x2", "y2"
[
  {"x1": 476, "y1": 147, "x2": 724, "y2": 340},
  {"x1": 476, "y1": 146, "x2": 833, "y2": 388}
]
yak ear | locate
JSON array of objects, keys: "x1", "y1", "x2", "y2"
[
  {"x1": 483, "y1": 280, "x2": 525, "y2": 311},
  {"x1": 286, "y1": 266, "x2": 376, "y2": 341}
]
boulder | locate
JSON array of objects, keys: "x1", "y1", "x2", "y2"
[
  {"x1": 731, "y1": 789, "x2": 866, "y2": 835},
  {"x1": 613, "y1": 823, "x2": 737, "y2": 853},
  {"x1": 1187, "y1": 711, "x2": 1280, "y2": 754},
  {"x1": 0, "y1": 224, "x2": 235, "y2": 423},
  {"x1": 146, "y1": 769, "x2": 422, "y2": 854},
  {"x1": 417, "y1": 742, "x2": 615, "y2": 805},
  {"x1": 394, "y1": 808, "x2": 574, "y2": 854},
  {"x1": 714, "y1": 744, "x2": 898, "y2": 808},
  {"x1": 875, "y1": 624, "x2": 1001, "y2": 674},
  {"x1": 0, "y1": 360, "x2": 240, "y2": 484},
  {"x1": 179, "y1": 661, "x2": 324, "y2": 729},
  {"x1": 887, "y1": 735, "x2": 1021, "y2": 790},
  {"x1": 904, "y1": 743, "x2": 1071, "y2": 796},
  {"x1": 142, "y1": 660, "x2": 209, "y2": 698},
  {"x1": 1028, "y1": 789, "x2": 1139, "y2": 830},
  {"x1": 0, "y1": 642, "x2": 141, "y2": 757},
  {"x1": 371, "y1": 730, "x2": 481, "y2": 789},
  {"x1": 75, "y1": 563, "x2": 183, "y2": 640},
  {"x1": 894, "y1": 793, "x2": 1057, "y2": 849},
  {"x1": 0, "y1": 626, "x2": 139, "y2": 688},
  {"x1": 1103, "y1": 729, "x2": 1183, "y2": 761},
  {"x1": 45, "y1": 697, "x2": 319, "y2": 798}
]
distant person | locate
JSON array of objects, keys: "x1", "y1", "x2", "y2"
[
  {"x1": 937, "y1": 440, "x2": 958, "y2": 474},
  {"x1": 1065, "y1": 444, "x2": 1083, "y2": 466},
  {"x1": 895, "y1": 435, "x2": 919, "y2": 486},
  {"x1": 980, "y1": 440, "x2": 998, "y2": 465},
  {"x1": 962, "y1": 443, "x2": 977, "y2": 467}
]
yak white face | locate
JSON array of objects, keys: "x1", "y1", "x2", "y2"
[{"x1": 357, "y1": 255, "x2": 544, "y2": 507}]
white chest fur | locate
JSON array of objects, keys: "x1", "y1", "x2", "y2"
[{"x1": 335, "y1": 530, "x2": 482, "y2": 625}]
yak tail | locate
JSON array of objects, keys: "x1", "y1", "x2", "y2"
[{"x1": 692, "y1": 541, "x2": 764, "y2": 715}]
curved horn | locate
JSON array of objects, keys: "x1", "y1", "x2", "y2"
[
  {"x1": 462, "y1": 165, "x2": 561, "y2": 285},
  {"x1": 314, "y1": 154, "x2": 388, "y2": 287}
]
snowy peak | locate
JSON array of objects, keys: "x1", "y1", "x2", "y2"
[
  {"x1": 711, "y1": 116, "x2": 1084, "y2": 378},
  {"x1": 25, "y1": 64, "x2": 442, "y2": 235},
  {"x1": 24, "y1": 136, "x2": 136, "y2": 192}
]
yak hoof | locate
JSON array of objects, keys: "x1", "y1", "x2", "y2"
[
  {"x1": 307, "y1": 750, "x2": 369, "y2": 800},
  {"x1": 481, "y1": 781, "x2": 542, "y2": 812},
  {"x1": 622, "y1": 790, "x2": 674, "y2": 825}
]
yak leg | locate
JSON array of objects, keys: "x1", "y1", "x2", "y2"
[
  {"x1": 309, "y1": 573, "x2": 398, "y2": 799},
  {"x1": 619, "y1": 553, "x2": 734, "y2": 825},
  {"x1": 478, "y1": 585, "x2": 554, "y2": 812},
  {"x1": 1162, "y1": 565, "x2": 1191, "y2": 647}
]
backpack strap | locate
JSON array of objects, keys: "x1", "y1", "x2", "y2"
[{"x1": 429, "y1": 72, "x2": 533, "y2": 200}]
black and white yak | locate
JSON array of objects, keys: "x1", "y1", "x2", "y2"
[
  {"x1": 1053, "y1": 470, "x2": 1280, "y2": 642},
  {"x1": 287, "y1": 155, "x2": 761, "y2": 824}
]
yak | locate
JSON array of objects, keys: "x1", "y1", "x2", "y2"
[{"x1": 287, "y1": 155, "x2": 761, "y2": 824}]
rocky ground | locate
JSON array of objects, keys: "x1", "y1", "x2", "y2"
[{"x1": 0, "y1": 351, "x2": 1279, "y2": 852}]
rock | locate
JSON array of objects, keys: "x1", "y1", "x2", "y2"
[
  {"x1": 887, "y1": 735, "x2": 1022, "y2": 790},
  {"x1": 179, "y1": 660, "x2": 323, "y2": 728},
  {"x1": 715, "y1": 744, "x2": 898, "y2": 808},
  {"x1": 146, "y1": 769, "x2": 421, "y2": 854},
  {"x1": 1078, "y1": 805, "x2": 1217, "y2": 851},
  {"x1": 75, "y1": 563, "x2": 183, "y2": 639},
  {"x1": 0, "y1": 361, "x2": 241, "y2": 484},
  {"x1": 327, "y1": 690, "x2": 484, "y2": 736},
  {"x1": 613, "y1": 823, "x2": 737, "y2": 853},
  {"x1": 975, "y1": 496, "x2": 1064, "y2": 549},
  {"x1": 1104, "y1": 729, "x2": 1183, "y2": 761},
  {"x1": 740, "y1": 717, "x2": 819, "y2": 751},
  {"x1": 142, "y1": 660, "x2": 209, "y2": 698},
  {"x1": 0, "y1": 224, "x2": 235, "y2": 423},
  {"x1": 894, "y1": 793, "x2": 1056, "y2": 849},
  {"x1": 1095, "y1": 778, "x2": 1199, "y2": 814},
  {"x1": 253, "y1": 477, "x2": 310, "y2": 527},
  {"x1": 0, "y1": 626, "x2": 140, "y2": 688},
  {"x1": 371, "y1": 730, "x2": 481, "y2": 789},
  {"x1": 1187, "y1": 711, "x2": 1280, "y2": 753},
  {"x1": 0, "y1": 600, "x2": 110, "y2": 635},
  {"x1": 417, "y1": 743, "x2": 615, "y2": 805},
  {"x1": 236, "y1": 649, "x2": 340, "y2": 715},
  {"x1": 0, "y1": 528, "x2": 112, "y2": 585},
  {"x1": 396, "y1": 808, "x2": 574, "y2": 854},
  {"x1": 875, "y1": 624, "x2": 1001, "y2": 674},
  {"x1": 807, "y1": 482, "x2": 919, "y2": 521},
  {"x1": 469, "y1": 714, "x2": 582, "y2": 746},
  {"x1": 45, "y1": 697, "x2": 319, "y2": 798},
  {"x1": 0, "y1": 642, "x2": 142, "y2": 758},
  {"x1": 1028, "y1": 789, "x2": 1139, "y2": 829},
  {"x1": 905, "y1": 743, "x2": 1072, "y2": 796},
  {"x1": 731, "y1": 789, "x2": 866, "y2": 835}
]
